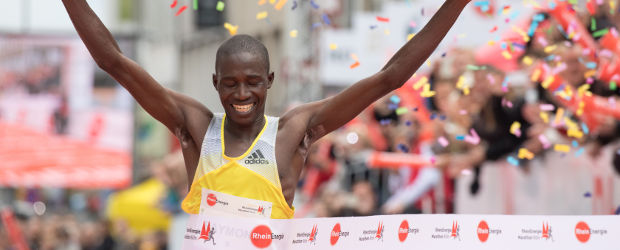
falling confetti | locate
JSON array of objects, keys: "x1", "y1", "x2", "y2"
[
  {"x1": 224, "y1": 22, "x2": 239, "y2": 35},
  {"x1": 376, "y1": 16, "x2": 390, "y2": 22},
  {"x1": 507, "y1": 156, "x2": 519, "y2": 166},
  {"x1": 256, "y1": 11, "x2": 268, "y2": 20},
  {"x1": 289, "y1": 29, "x2": 298, "y2": 38},
  {"x1": 274, "y1": 0, "x2": 288, "y2": 10},
  {"x1": 216, "y1": 1, "x2": 225, "y2": 11},
  {"x1": 583, "y1": 192, "x2": 592, "y2": 198},
  {"x1": 322, "y1": 13, "x2": 331, "y2": 25},
  {"x1": 310, "y1": 0, "x2": 319, "y2": 9}
]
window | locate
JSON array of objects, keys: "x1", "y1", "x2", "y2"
[{"x1": 196, "y1": 0, "x2": 225, "y2": 29}]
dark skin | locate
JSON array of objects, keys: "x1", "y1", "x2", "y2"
[{"x1": 62, "y1": 0, "x2": 471, "y2": 208}]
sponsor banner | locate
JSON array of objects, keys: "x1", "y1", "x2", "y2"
[{"x1": 182, "y1": 214, "x2": 620, "y2": 250}]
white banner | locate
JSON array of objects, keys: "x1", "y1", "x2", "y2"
[{"x1": 183, "y1": 213, "x2": 619, "y2": 250}]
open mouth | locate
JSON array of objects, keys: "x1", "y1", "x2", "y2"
[{"x1": 232, "y1": 103, "x2": 255, "y2": 114}]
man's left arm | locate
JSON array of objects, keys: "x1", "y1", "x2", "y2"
[{"x1": 303, "y1": 0, "x2": 470, "y2": 138}]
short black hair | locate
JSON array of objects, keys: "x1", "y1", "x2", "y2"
[{"x1": 215, "y1": 34, "x2": 270, "y2": 73}]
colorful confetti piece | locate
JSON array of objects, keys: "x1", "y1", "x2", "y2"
[
  {"x1": 438, "y1": 136, "x2": 449, "y2": 147},
  {"x1": 376, "y1": 16, "x2": 390, "y2": 22},
  {"x1": 256, "y1": 11, "x2": 268, "y2": 20},
  {"x1": 216, "y1": 1, "x2": 225, "y2": 11},
  {"x1": 507, "y1": 156, "x2": 519, "y2": 166}
]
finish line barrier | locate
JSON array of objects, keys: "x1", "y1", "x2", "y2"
[{"x1": 182, "y1": 213, "x2": 619, "y2": 250}]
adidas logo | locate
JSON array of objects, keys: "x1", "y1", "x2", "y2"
[{"x1": 245, "y1": 149, "x2": 269, "y2": 164}]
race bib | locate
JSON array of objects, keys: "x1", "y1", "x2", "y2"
[{"x1": 199, "y1": 188, "x2": 273, "y2": 218}]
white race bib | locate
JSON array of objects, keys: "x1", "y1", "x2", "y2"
[{"x1": 199, "y1": 188, "x2": 273, "y2": 218}]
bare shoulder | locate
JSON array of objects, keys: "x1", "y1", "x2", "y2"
[
  {"x1": 167, "y1": 89, "x2": 214, "y2": 148},
  {"x1": 278, "y1": 98, "x2": 330, "y2": 144}
]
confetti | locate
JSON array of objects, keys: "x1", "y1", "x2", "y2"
[
  {"x1": 456, "y1": 135, "x2": 465, "y2": 141},
  {"x1": 379, "y1": 119, "x2": 391, "y2": 125},
  {"x1": 501, "y1": 50, "x2": 513, "y2": 59},
  {"x1": 292, "y1": 0, "x2": 297, "y2": 10},
  {"x1": 274, "y1": 0, "x2": 288, "y2": 10},
  {"x1": 171, "y1": 0, "x2": 178, "y2": 8},
  {"x1": 581, "y1": 123, "x2": 589, "y2": 135},
  {"x1": 459, "y1": 109, "x2": 467, "y2": 115},
  {"x1": 405, "y1": 120, "x2": 412, "y2": 126},
  {"x1": 593, "y1": 28, "x2": 609, "y2": 38},
  {"x1": 554, "y1": 108, "x2": 565, "y2": 126},
  {"x1": 397, "y1": 144, "x2": 409, "y2": 153},
  {"x1": 540, "y1": 112, "x2": 549, "y2": 123},
  {"x1": 329, "y1": 43, "x2": 338, "y2": 50},
  {"x1": 256, "y1": 11, "x2": 268, "y2": 20},
  {"x1": 395, "y1": 107, "x2": 408, "y2": 115},
  {"x1": 465, "y1": 128, "x2": 480, "y2": 145},
  {"x1": 490, "y1": 26, "x2": 498, "y2": 33},
  {"x1": 388, "y1": 103, "x2": 398, "y2": 111},
  {"x1": 575, "y1": 147, "x2": 585, "y2": 157},
  {"x1": 554, "y1": 144, "x2": 571, "y2": 153},
  {"x1": 583, "y1": 192, "x2": 592, "y2": 198},
  {"x1": 540, "y1": 104, "x2": 554, "y2": 111},
  {"x1": 322, "y1": 13, "x2": 331, "y2": 25},
  {"x1": 611, "y1": 81, "x2": 617, "y2": 91},
  {"x1": 175, "y1": 5, "x2": 188, "y2": 16},
  {"x1": 376, "y1": 16, "x2": 390, "y2": 22},
  {"x1": 216, "y1": 1, "x2": 225, "y2": 11},
  {"x1": 289, "y1": 29, "x2": 298, "y2": 38},
  {"x1": 413, "y1": 77, "x2": 428, "y2": 90},
  {"x1": 420, "y1": 84, "x2": 435, "y2": 97},
  {"x1": 258, "y1": 0, "x2": 267, "y2": 5},
  {"x1": 224, "y1": 22, "x2": 239, "y2": 35},
  {"x1": 507, "y1": 156, "x2": 519, "y2": 166},
  {"x1": 310, "y1": 0, "x2": 319, "y2": 9},
  {"x1": 518, "y1": 148, "x2": 534, "y2": 160},
  {"x1": 510, "y1": 121, "x2": 521, "y2": 137},
  {"x1": 349, "y1": 61, "x2": 360, "y2": 69},
  {"x1": 438, "y1": 136, "x2": 449, "y2": 147},
  {"x1": 615, "y1": 206, "x2": 620, "y2": 215},
  {"x1": 538, "y1": 134, "x2": 551, "y2": 149},
  {"x1": 390, "y1": 95, "x2": 401, "y2": 104},
  {"x1": 407, "y1": 33, "x2": 415, "y2": 41},
  {"x1": 193, "y1": 0, "x2": 199, "y2": 9}
]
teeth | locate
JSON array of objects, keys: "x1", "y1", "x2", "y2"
[{"x1": 233, "y1": 104, "x2": 254, "y2": 113}]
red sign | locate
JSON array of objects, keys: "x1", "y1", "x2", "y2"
[
  {"x1": 575, "y1": 221, "x2": 591, "y2": 243},
  {"x1": 207, "y1": 193, "x2": 217, "y2": 206},
  {"x1": 398, "y1": 220, "x2": 409, "y2": 242},
  {"x1": 250, "y1": 225, "x2": 273, "y2": 248},
  {"x1": 477, "y1": 220, "x2": 490, "y2": 242},
  {"x1": 330, "y1": 223, "x2": 341, "y2": 246}
]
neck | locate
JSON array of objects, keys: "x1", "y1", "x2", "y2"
[{"x1": 224, "y1": 114, "x2": 266, "y2": 141}]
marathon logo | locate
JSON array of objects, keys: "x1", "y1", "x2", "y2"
[{"x1": 245, "y1": 150, "x2": 269, "y2": 164}]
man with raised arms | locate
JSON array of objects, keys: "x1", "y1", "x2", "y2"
[{"x1": 62, "y1": 0, "x2": 471, "y2": 221}]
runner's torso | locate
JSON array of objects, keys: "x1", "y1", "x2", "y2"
[{"x1": 181, "y1": 113, "x2": 298, "y2": 218}]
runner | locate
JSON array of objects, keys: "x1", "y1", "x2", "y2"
[{"x1": 62, "y1": 0, "x2": 471, "y2": 219}]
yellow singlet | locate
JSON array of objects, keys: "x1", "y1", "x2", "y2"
[{"x1": 181, "y1": 113, "x2": 294, "y2": 219}]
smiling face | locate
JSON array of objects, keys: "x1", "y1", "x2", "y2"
[{"x1": 213, "y1": 51, "x2": 273, "y2": 126}]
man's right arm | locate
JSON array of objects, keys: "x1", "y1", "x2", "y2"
[{"x1": 61, "y1": 0, "x2": 211, "y2": 137}]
